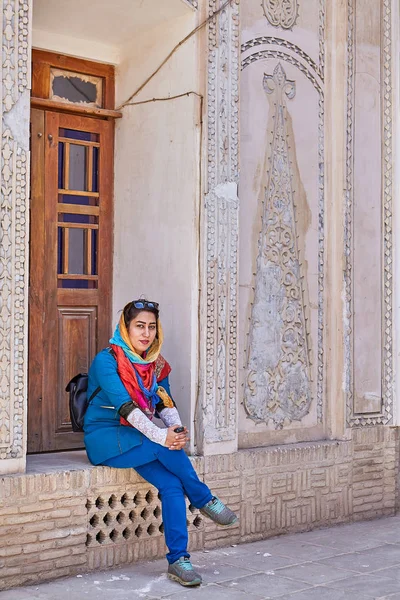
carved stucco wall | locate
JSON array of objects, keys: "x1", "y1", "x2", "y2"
[
  {"x1": 0, "y1": 0, "x2": 31, "y2": 471},
  {"x1": 239, "y1": 0, "x2": 325, "y2": 447},
  {"x1": 240, "y1": 0, "x2": 395, "y2": 446},
  {"x1": 345, "y1": 0, "x2": 394, "y2": 426},
  {"x1": 197, "y1": 0, "x2": 240, "y2": 454}
]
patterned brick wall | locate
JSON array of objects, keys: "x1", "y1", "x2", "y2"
[{"x1": 0, "y1": 427, "x2": 398, "y2": 591}]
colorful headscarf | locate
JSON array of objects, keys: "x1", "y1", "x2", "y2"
[{"x1": 110, "y1": 314, "x2": 173, "y2": 421}]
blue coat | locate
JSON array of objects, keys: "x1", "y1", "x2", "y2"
[{"x1": 83, "y1": 348, "x2": 172, "y2": 465}]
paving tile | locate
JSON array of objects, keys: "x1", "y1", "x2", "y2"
[
  {"x1": 211, "y1": 547, "x2": 307, "y2": 571},
  {"x1": 327, "y1": 573, "x2": 400, "y2": 597},
  {"x1": 218, "y1": 572, "x2": 312, "y2": 598},
  {"x1": 363, "y1": 529, "x2": 400, "y2": 545},
  {"x1": 162, "y1": 583, "x2": 265, "y2": 600},
  {"x1": 245, "y1": 539, "x2": 347, "y2": 561},
  {"x1": 318, "y1": 544, "x2": 400, "y2": 574},
  {"x1": 275, "y1": 587, "x2": 371, "y2": 600},
  {"x1": 190, "y1": 561, "x2": 260, "y2": 583},
  {"x1": 372, "y1": 565, "x2": 400, "y2": 581},
  {"x1": 274, "y1": 562, "x2": 356, "y2": 585},
  {"x1": 294, "y1": 529, "x2": 386, "y2": 552}
]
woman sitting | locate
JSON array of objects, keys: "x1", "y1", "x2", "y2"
[{"x1": 84, "y1": 299, "x2": 238, "y2": 587}]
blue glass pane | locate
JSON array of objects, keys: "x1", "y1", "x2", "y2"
[
  {"x1": 92, "y1": 147, "x2": 99, "y2": 192},
  {"x1": 92, "y1": 229, "x2": 98, "y2": 275},
  {"x1": 59, "y1": 279, "x2": 97, "y2": 289},
  {"x1": 59, "y1": 214, "x2": 97, "y2": 224},
  {"x1": 57, "y1": 228, "x2": 63, "y2": 274},
  {"x1": 58, "y1": 142, "x2": 64, "y2": 189},
  {"x1": 58, "y1": 194, "x2": 99, "y2": 207},
  {"x1": 59, "y1": 129, "x2": 99, "y2": 142}
]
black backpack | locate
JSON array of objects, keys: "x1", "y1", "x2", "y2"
[
  {"x1": 66, "y1": 347, "x2": 116, "y2": 432},
  {"x1": 65, "y1": 374, "x2": 101, "y2": 432}
]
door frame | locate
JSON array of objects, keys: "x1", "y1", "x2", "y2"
[{"x1": 28, "y1": 51, "x2": 119, "y2": 453}]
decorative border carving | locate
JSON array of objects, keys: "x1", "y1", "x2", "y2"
[
  {"x1": 242, "y1": 49, "x2": 323, "y2": 94},
  {"x1": 199, "y1": 0, "x2": 240, "y2": 445},
  {"x1": 344, "y1": 0, "x2": 355, "y2": 426},
  {"x1": 184, "y1": 0, "x2": 198, "y2": 8},
  {"x1": 241, "y1": 36, "x2": 322, "y2": 80},
  {"x1": 382, "y1": 0, "x2": 394, "y2": 425},
  {"x1": 345, "y1": 0, "x2": 393, "y2": 426},
  {"x1": 0, "y1": 0, "x2": 30, "y2": 460}
]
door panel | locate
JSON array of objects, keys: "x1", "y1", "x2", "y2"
[
  {"x1": 28, "y1": 110, "x2": 113, "y2": 452},
  {"x1": 56, "y1": 307, "x2": 97, "y2": 433}
]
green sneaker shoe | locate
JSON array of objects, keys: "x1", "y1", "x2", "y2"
[
  {"x1": 200, "y1": 496, "x2": 238, "y2": 526},
  {"x1": 167, "y1": 557, "x2": 202, "y2": 587}
]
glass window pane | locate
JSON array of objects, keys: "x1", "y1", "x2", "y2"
[
  {"x1": 68, "y1": 228, "x2": 85, "y2": 274},
  {"x1": 92, "y1": 229, "x2": 98, "y2": 275},
  {"x1": 51, "y1": 69, "x2": 103, "y2": 107},
  {"x1": 58, "y1": 279, "x2": 98, "y2": 289},
  {"x1": 57, "y1": 228, "x2": 63, "y2": 274},
  {"x1": 58, "y1": 213, "x2": 98, "y2": 225},
  {"x1": 58, "y1": 142, "x2": 64, "y2": 189},
  {"x1": 69, "y1": 144, "x2": 87, "y2": 191},
  {"x1": 92, "y1": 146, "x2": 99, "y2": 193},
  {"x1": 59, "y1": 129, "x2": 99, "y2": 142},
  {"x1": 58, "y1": 194, "x2": 99, "y2": 206}
]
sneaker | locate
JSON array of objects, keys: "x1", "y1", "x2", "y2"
[
  {"x1": 167, "y1": 557, "x2": 202, "y2": 586},
  {"x1": 200, "y1": 496, "x2": 238, "y2": 526}
]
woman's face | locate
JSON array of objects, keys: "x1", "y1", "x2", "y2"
[{"x1": 128, "y1": 310, "x2": 157, "y2": 355}]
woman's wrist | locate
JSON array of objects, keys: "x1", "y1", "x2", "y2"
[
  {"x1": 126, "y1": 408, "x2": 168, "y2": 446},
  {"x1": 159, "y1": 407, "x2": 182, "y2": 428}
]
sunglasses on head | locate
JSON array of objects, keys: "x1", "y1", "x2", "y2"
[{"x1": 131, "y1": 300, "x2": 159, "y2": 311}]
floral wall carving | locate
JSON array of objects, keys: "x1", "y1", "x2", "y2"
[
  {"x1": 198, "y1": 0, "x2": 240, "y2": 448},
  {"x1": 243, "y1": 63, "x2": 313, "y2": 428},
  {"x1": 262, "y1": 0, "x2": 299, "y2": 30},
  {"x1": 240, "y1": 0, "x2": 325, "y2": 443},
  {"x1": 0, "y1": 0, "x2": 30, "y2": 462}
]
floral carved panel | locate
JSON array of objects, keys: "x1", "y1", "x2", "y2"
[
  {"x1": 197, "y1": 0, "x2": 240, "y2": 448},
  {"x1": 240, "y1": 0, "x2": 325, "y2": 444},
  {"x1": 0, "y1": 0, "x2": 31, "y2": 462},
  {"x1": 262, "y1": 0, "x2": 299, "y2": 30},
  {"x1": 243, "y1": 64, "x2": 313, "y2": 428}
]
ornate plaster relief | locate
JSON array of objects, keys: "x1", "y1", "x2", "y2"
[
  {"x1": 262, "y1": 0, "x2": 299, "y2": 30},
  {"x1": 243, "y1": 64, "x2": 313, "y2": 428},
  {"x1": 0, "y1": 0, "x2": 30, "y2": 461},
  {"x1": 199, "y1": 0, "x2": 240, "y2": 447},
  {"x1": 241, "y1": 1, "x2": 325, "y2": 432}
]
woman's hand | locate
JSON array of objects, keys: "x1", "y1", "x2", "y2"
[{"x1": 165, "y1": 425, "x2": 190, "y2": 450}]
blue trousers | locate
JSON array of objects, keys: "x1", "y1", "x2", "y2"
[{"x1": 102, "y1": 437, "x2": 212, "y2": 564}]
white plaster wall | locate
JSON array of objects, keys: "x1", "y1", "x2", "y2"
[{"x1": 113, "y1": 14, "x2": 201, "y2": 430}]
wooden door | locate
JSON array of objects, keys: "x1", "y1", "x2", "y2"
[{"x1": 28, "y1": 109, "x2": 113, "y2": 453}]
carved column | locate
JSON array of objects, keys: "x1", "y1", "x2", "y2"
[
  {"x1": 344, "y1": 0, "x2": 394, "y2": 427},
  {"x1": 0, "y1": 0, "x2": 31, "y2": 474},
  {"x1": 196, "y1": 0, "x2": 240, "y2": 455}
]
